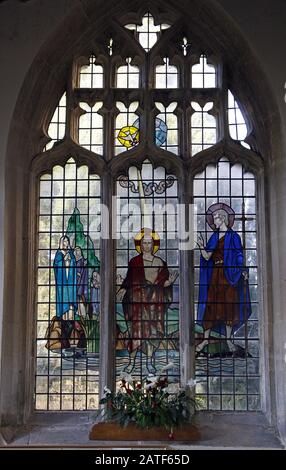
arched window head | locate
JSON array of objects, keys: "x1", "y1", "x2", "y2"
[
  {"x1": 79, "y1": 55, "x2": 104, "y2": 88},
  {"x1": 192, "y1": 55, "x2": 216, "y2": 88},
  {"x1": 116, "y1": 58, "x2": 140, "y2": 88},
  {"x1": 155, "y1": 58, "x2": 178, "y2": 88}
]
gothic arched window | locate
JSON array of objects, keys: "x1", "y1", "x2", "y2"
[{"x1": 35, "y1": 7, "x2": 262, "y2": 412}]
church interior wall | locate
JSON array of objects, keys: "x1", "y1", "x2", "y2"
[{"x1": 0, "y1": 0, "x2": 285, "y2": 446}]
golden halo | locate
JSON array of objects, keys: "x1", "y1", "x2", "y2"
[{"x1": 134, "y1": 228, "x2": 160, "y2": 254}]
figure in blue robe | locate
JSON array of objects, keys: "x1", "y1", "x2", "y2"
[
  {"x1": 54, "y1": 235, "x2": 77, "y2": 318},
  {"x1": 196, "y1": 208, "x2": 251, "y2": 355}
]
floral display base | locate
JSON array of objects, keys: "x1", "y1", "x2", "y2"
[{"x1": 89, "y1": 421, "x2": 200, "y2": 441}]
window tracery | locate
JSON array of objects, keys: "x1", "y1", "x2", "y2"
[{"x1": 36, "y1": 8, "x2": 261, "y2": 411}]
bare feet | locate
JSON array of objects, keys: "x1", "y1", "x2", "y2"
[
  {"x1": 196, "y1": 339, "x2": 209, "y2": 355},
  {"x1": 227, "y1": 341, "x2": 237, "y2": 353}
]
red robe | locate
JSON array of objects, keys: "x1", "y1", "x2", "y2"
[
  {"x1": 203, "y1": 236, "x2": 240, "y2": 330},
  {"x1": 122, "y1": 254, "x2": 171, "y2": 353}
]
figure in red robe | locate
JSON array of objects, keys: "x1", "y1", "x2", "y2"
[{"x1": 117, "y1": 228, "x2": 178, "y2": 374}]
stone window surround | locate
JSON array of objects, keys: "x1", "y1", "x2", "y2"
[{"x1": 1, "y1": 0, "x2": 283, "y2": 445}]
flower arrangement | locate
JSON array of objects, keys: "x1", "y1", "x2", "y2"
[{"x1": 99, "y1": 365, "x2": 198, "y2": 438}]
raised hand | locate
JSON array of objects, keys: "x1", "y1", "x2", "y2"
[
  {"x1": 116, "y1": 273, "x2": 124, "y2": 286},
  {"x1": 164, "y1": 270, "x2": 179, "y2": 287},
  {"x1": 197, "y1": 232, "x2": 205, "y2": 249},
  {"x1": 169, "y1": 271, "x2": 179, "y2": 285},
  {"x1": 242, "y1": 271, "x2": 249, "y2": 281}
]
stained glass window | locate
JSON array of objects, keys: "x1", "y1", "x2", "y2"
[
  {"x1": 155, "y1": 102, "x2": 178, "y2": 154},
  {"x1": 194, "y1": 158, "x2": 259, "y2": 411},
  {"x1": 192, "y1": 55, "x2": 216, "y2": 88},
  {"x1": 45, "y1": 93, "x2": 66, "y2": 151},
  {"x1": 115, "y1": 101, "x2": 139, "y2": 154},
  {"x1": 116, "y1": 58, "x2": 140, "y2": 88},
  {"x1": 191, "y1": 102, "x2": 217, "y2": 156},
  {"x1": 35, "y1": 6, "x2": 262, "y2": 414},
  {"x1": 125, "y1": 12, "x2": 170, "y2": 52},
  {"x1": 228, "y1": 91, "x2": 250, "y2": 148},
  {"x1": 155, "y1": 58, "x2": 178, "y2": 88},
  {"x1": 78, "y1": 102, "x2": 104, "y2": 155},
  {"x1": 79, "y1": 55, "x2": 104, "y2": 88},
  {"x1": 36, "y1": 158, "x2": 101, "y2": 410},
  {"x1": 115, "y1": 160, "x2": 180, "y2": 383}
]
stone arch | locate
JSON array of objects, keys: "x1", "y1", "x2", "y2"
[{"x1": 1, "y1": 0, "x2": 284, "y2": 446}]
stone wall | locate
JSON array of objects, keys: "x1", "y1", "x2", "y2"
[{"x1": 0, "y1": 0, "x2": 285, "y2": 445}]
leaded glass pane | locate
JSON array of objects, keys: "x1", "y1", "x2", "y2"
[
  {"x1": 115, "y1": 101, "x2": 139, "y2": 155},
  {"x1": 35, "y1": 158, "x2": 101, "y2": 410},
  {"x1": 78, "y1": 102, "x2": 104, "y2": 155},
  {"x1": 116, "y1": 58, "x2": 140, "y2": 88},
  {"x1": 191, "y1": 102, "x2": 217, "y2": 156},
  {"x1": 155, "y1": 58, "x2": 178, "y2": 89},
  {"x1": 155, "y1": 102, "x2": 178, "y2": 154},
  {"x1": 192, "y1": 55, "x2": 216, "y2": 88},
  {"x1": 194, "y1": 158, "x2": 259, "y2": 411},
  {"x1": 228, "y1": 90, "x2": 249, "y2": 147},
  {"x1": 79, "y1": 55, "x2": 104, "y2": 88},
  {"x1": 115, "y1": 160, "x2": 180, "y2": 384},
  {"x1": 45, "y1": 93, "x2": 66, "y2": 151}
]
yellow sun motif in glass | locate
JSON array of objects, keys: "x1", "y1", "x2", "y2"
[{"x1": 117, "y1": 125, "x2": 139, "y2": 148}]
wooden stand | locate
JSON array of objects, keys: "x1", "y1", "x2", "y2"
[{"x1": 89, "y1": 421, "x2": 200, "y2": 441}]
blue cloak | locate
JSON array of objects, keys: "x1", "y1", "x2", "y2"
[
  {"x1": 197, "y1": 229, "x2": 251, "y2": 334},
  {"x1": 54, "y1": 249, "x2": 77, "y2": 318}
]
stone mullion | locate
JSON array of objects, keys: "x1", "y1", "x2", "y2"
[
  {"x1": 143, "y1": 53, "x2": 151, "y2": 148},
  {"x1": 180, "y1": 55, "x2": 194, "y2": 389},
  {"x1": 65, "y1": 64, "x2": 74, "y2": 142},
  {"x1": 181, "y1": 96, "x2": 193, "y2": 160},
  {"x1": 99, "y1": 57, "x2": 116, "y2": 400},
  {"x1": 99, "y1": 170, "x2": 116, "y2": 399},
  {"x1": 219, "y1": 61, "x2": 229, "y2": 142},
  {"x1": 179, "y1": 171, "x2": 194, "y2": 390}
]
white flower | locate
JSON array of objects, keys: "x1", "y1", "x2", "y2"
[
  {"x1": 163, "y1": 383, "x2": 181, "y2": 394},
  {"x1": 144, "y1": 382, "x2": 156, "y2": 390},
  {"x1": 147, "y1": 375, "x2": 158, "y2": 383},
  {"x1": 187, "y1": 379, "x2": 197, "y2": 388},
  {"x1": 121, "y1": 372, "x2": 133, "y2": 384},
  {"x1": 103, "y1": 386, "x2": 111, "y2": 395}
]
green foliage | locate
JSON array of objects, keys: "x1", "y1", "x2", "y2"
[
  {"x1": 100, "y1": 376, "x2": 197, "y2": 431},
  {"x1": 66, "y1": 207, "x2": 100, "y2": 270}
]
